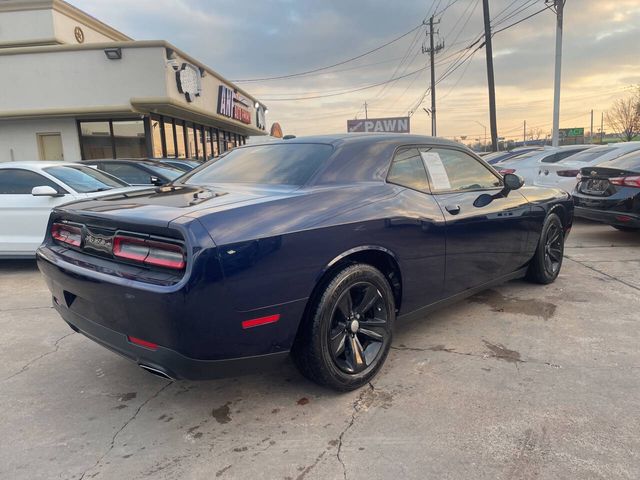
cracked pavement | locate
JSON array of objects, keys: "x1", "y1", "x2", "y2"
[{"x1": 1, "y1": 219, "x2": 639, "y2": 479}]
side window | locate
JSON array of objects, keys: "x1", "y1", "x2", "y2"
[
  {"x1": 100, "y1": 163, "x2": 150, "y2": 184},
  {"x1": 387, "y1": 148, "x2": 430, "y2": 192},
  {"x1": 0, "y1": 169, "x2": 63, "y2": 194},
  {"x1": 555, "y1": 150, "x2": 580, "y2": 162},
  {"x1": 540, "y1": 153, "x2": 559, "y2": 163},
  {"x1": 419, "y1": 147, "x2": 502, "y2": 192}
]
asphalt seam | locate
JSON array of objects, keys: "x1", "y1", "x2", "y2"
[
  {"x1": 0, "y1": 305, "x2": 53, "y2": 313},
  {"x1": 565, "y1": 256, "x2": 640, "y2": 292},
  {"x1": 78, "y1": 381, "x2": 173, "y2": 480},
  {"x1": 2, "y1": 332, "x2": 75, "y2": 382}
]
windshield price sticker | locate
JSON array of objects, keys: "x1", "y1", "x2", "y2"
[{"x1": 420, "y1": 151, "x2": 451, "y2": 190}]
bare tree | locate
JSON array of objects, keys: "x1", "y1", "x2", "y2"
[
  {"x1": 529, "y1": 127, "x2": 544, "y2": 141},
  {"x1": 605, "y1": 91, "x2": 640, "y2": 142}
]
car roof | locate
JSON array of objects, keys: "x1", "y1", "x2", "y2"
[
  {"x1": 254, "y1": 133, "x2": 463, "y2": 149},
  {"x1": 0, "y1": 161, "x2": 85, "y2": 170}
]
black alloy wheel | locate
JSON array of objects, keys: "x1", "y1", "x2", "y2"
[
  {"x1": 526, "y1": 212, "x2": 564, "y2": 284},
  {"x1": 328, "y1": 282, "x2": 389, "y2": 374},
  {"x1": 292, "y1": 263, "x2": 395, "y2": 391},
  {"x1": 543, "y1": 221, "x2": 563, "y2": 277}
]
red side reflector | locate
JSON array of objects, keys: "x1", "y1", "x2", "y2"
[
  {"x1": 127, "y1": 336, "x2": 158, "y2": 350},
  {"x1": 615, "y1": 215, "x2": 633, "y2": 223},
  {"x1": 242, "y1": 314, "x2": 280, "y2": 330},
  {"x1": 499, "y1": 168, "x2": 516, "y2": 175}
]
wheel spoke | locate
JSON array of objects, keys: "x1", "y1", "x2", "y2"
[
  {"x1": 347, "y1": 334, "x2": 366, "y2": 372},
  {"x1": 336, "y1": 291, "x2": 353, "y2": 320},
  {"x1": 544, "y1": 252, "x2": 553, "y2": 272},
  {"x1": 330, "y1": 330, "x2": 347, "y2": 356},
  {"x1": 549, "y1": 246, "x2": 562, "y2": 261},
  {"x1": 359, "y1": 326, "x2": 384, "y2": 342},
  {"x1": 548, "y1": 231, "x2": 561, "y2": 245},
  {"x1": 354, "y1": 285, "x2": 379, "y2": 316}
]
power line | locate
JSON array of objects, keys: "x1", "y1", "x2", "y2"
[{"x1": 231, "y1": 24, "x2": 423, "y2": 83}]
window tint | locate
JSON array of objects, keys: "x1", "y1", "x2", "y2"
[
  {"x1": 387, "y1": 148, "x2": 429, "y2": 192},
  {"x1": 184, "y1": 143, "x2": 332, "y2": 186},
  {"x1": 100, "y1": 163, "x2": 151, "y2": 184},
  {"x1": 420, "y1": 147, "x2": 501, "y2": 191},
  {"x1": 145, "y1": 163, "x2": 184, "y2": 180},
  {"x1": 0, "y1": 169, "x2": 62, "y2": 194},
  {"x1": 599, "y1": 151, "x2": 640, "y2": 171},
  {"x1": 555, "y1": 148, "x2": 587, "y2": 162},
  {"x1": 44, "y1": 165, "x2": 127, "y2": 193},
  {"x1": 566, "y1": 145, "x2": 612, "y2": 162}
]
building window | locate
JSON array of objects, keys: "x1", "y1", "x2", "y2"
[
  {"x1": 79, "y1": 121, "x2": 113, "y2": 159},
  {"x1": 196, "y1": 125, "x2": 205, "y2": 160},
  {"x1": 175, "y1": 121, "x2": 186, "y2": 158},
  {"x1": 150, "y1": 117, "x2": 164, "y2": 158},
  {"x1": 164, "y1": 119, "x2": 176, "y2": 157},
  {"x1": 113, "y1": 120, "x2": 146, "y2": 158},
  {"x1": 186, "y1": 123, "x2": 196, "y2": 159}
]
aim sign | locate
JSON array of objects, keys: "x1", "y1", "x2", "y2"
[{"x1": 347, "y1": 116, "x2": 410, "y2": 134}]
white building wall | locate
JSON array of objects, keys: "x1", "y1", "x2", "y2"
[
  {"x1": 51, "y1": 10, "x2": 121, "y2": 44},
  {"x1": 0, "y1": 10, "x2": 56, "y2": 46},
  {"x1": 0, "y1": 118, "x2": 81, "y2": 163},
  {"x1": 0, "y1": 46, "x2": 168, "y2": 112}
]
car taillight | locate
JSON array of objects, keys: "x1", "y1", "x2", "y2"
[
  {"x1": 51, "y1": 223, "x2": 82, "y2": 247},
  {"x1": 556, "y1": 170, "x2": 579, "y2": 177},
  {"x1": 499, "y1": 168, "x2": 516, "y2": 175},
  {"x1": 610, "y1": 176, "x2": 640, "y2": 188},
  {"x1": 113, "y1": 235, "x2": 185, "y2": 270}
]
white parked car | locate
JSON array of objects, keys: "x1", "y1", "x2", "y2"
[
  {"x1": 494, "y1": 145, "x2": 593, "y2": 186},
  {"x1": 534, "y1": 142, "x2": 640, "y2": 192},
  {"x1": 0, "y1": 162, "x2": 142, "y2": 258}
]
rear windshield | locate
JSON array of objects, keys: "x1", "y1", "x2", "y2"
[
  {"x1": 44, "y1": 165, "x2": 127, "y2": 193},
  {"x1": 145, "y1": 163, "x2": 184, "y2": 180},
  {"x1": 566, "y1": 145, "x2": 612, "y2": 163},
  {"x1": 599, "y1": 151, "x2": 640, "y2": 171},
  {"x1": 183, "y1": 143, "x2": 333, "y2": 186}
]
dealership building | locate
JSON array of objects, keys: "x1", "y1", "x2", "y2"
[{"x1": 0, "y1": 0, "x2": 267, "y2": 163}]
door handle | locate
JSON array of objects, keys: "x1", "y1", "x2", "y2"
[{"x1": 445, "y1": 204, "x2": 461, "y2": 215}]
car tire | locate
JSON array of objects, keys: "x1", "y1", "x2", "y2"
[
  {"x1": 291, "y1": 263, "x2": 395, "y2": 391},
  {"x1": 526, "y1": 213, "x2": 564, "y2": 285},
  {"x1": 613, "y1": 226, "x2": 639, "y2": 232}
]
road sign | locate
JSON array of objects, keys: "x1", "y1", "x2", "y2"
[
  {"x1": 347, "y1": 116, "x2": 410, "y2": 133},
  {"x1": 559, "y1": 127, "x2": 584, "y2": 138}
]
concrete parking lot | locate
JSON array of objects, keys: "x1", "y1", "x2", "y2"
[{"x1": 1, "y1": 220, "x2": 639, "y2": 480}]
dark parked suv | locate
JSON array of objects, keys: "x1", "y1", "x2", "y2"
[{"x1": 573, "y1": 150, "x2": 640, "y2": 231}]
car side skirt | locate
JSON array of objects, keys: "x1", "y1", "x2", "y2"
[{"x1": 397, "y1": 267, "x2": 528, "y2": 323}]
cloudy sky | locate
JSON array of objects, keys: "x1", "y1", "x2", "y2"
[{"x1": 71, "y1": 0, "x2": 639, "y2": 142}]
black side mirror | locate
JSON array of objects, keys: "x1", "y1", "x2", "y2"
[
  {"x1": 503, "y1": 173, "x2": 524, "y2": 191},
  {"x1": 473, "y1": 193, "x2": 494, "y2": 208}
]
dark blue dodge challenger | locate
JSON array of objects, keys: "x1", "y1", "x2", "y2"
[{"x1": 37, "y1": 134, "x2": 573, "y2": 390}]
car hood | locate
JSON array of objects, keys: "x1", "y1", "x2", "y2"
[{"x1": 56, "y1": 184, "x2": 298, "y2": 227}]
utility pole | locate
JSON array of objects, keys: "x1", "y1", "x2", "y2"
[
  {"x1": 423, "y1": 16, "x2": 444, "y2": 136},
  {"x1": 523, "y1": 120, "x2": 527, "y2": 146},
  {"x1": 482, "y1": 0, "x2": 498, "y2": 152},
  {"x1": 600, "y1": 111, "x2": 604, "y2": 144},
  {"x1": 548, "y1": 0, "x2": 565, "y2": 147},
  {"x1": 590, "y1": 109, "x2": 594, "y2": 144}
]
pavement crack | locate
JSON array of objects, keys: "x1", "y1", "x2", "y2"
[
  {"x1": 0, "y1": 305, "x2": 53, "y2": 313},
  {"x1": 2, "y1": 332, "x2": 75, "y2": 382},
  {"x1": 78, "y1": 381, "x2": 172, "y2": 480},
  {"x1": 335, "y1": 383, "x2": 374, "y2": 480},
  {"x1": 565, "y1": 256, "x2": 640, "y2": 292}
]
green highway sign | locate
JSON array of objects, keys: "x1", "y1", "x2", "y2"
[{"x1": 559, "y1": 127, "x2": 584, "y2": 138}]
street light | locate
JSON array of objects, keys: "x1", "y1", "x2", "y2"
[{"x1": 473, "y1": 121, "x2": 488, "y2": 152}]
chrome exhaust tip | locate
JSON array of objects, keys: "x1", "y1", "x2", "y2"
[{"x1": 139, "y1": 364, "x2": 174, "y2": 380}]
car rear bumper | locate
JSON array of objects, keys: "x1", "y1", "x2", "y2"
[
  {"x1": 574, "y1": 206, "x2": 640, "y2": 228},
  {"x1": 54, "y1": 298, "x2": 289, "y2": 380},
  {"x1": 36, "y1": 245, "x2": 305, "y2": 380}
]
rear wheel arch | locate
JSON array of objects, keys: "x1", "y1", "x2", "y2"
[
  {"x1": 298, "y1": 247, "x2": 403, "y2": 335},
  {"x1": 548, "y1": 204, "x2": 568, "y2": 228}
]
